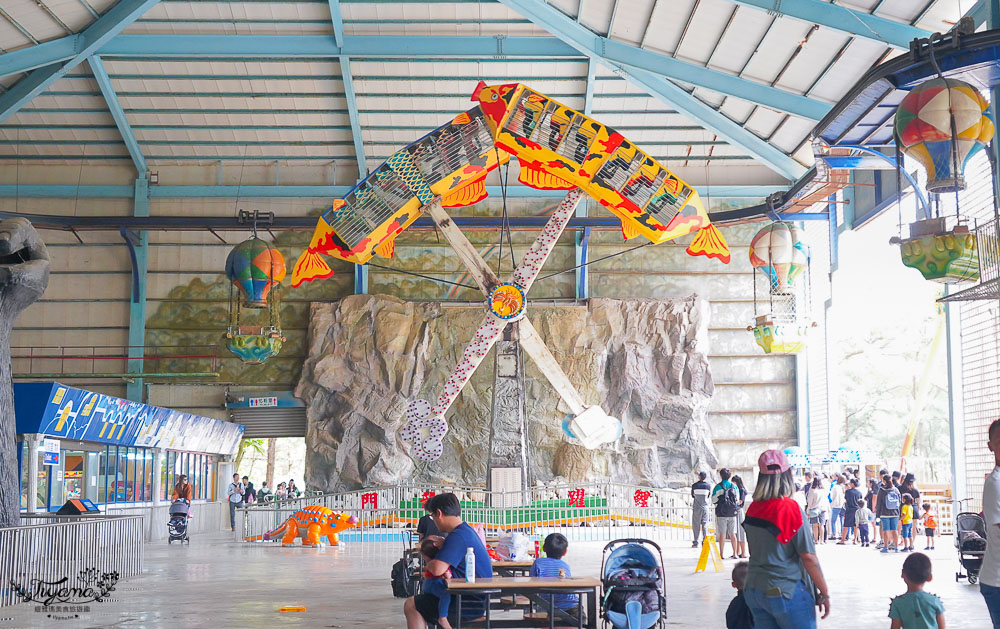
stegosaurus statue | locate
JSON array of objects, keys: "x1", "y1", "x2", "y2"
[{"x1": 246, "y1": 505, "x2": 358, "y2": 547}]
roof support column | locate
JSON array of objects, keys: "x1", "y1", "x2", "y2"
[
  {"x1": 126, "y1": 176, "x2": 149, "y2": 402},
  {"x1": 575, "y1": 199, "x2": 589, "y2": 300}
]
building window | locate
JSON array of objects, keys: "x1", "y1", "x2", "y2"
[
  {"x1": 141, "y1": 449, "x2": 152, "y2": 502},
  {"x1": 161, "y1": 450, "x2": 170, "y2": 502}
]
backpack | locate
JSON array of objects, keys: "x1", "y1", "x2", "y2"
[
  {"x1": 390, "y1": 558, "x2": 416, "y2": 598},
  {"x1": 884, "y1": 489, "x2": 900, "y2": 511},
  {"x1": 715, "y1": 483, "x2": 740, "y2": 517}
]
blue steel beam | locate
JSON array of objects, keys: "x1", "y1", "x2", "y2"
[
  {"x1": 341, "y1": 59, "x2": 366, "y2": 177},
  {"x1": 0, "y1": 0, "x2": 160, "y2": 124},
  {"x1": 328, "y1": 0, "x2": 366, "y2": 178},
  {"x1": 328, "y1": 0, "x2": 345, "y2": 47},
  {"x1": 0, "y1": 35, "x2": 578, "y2": 78},
  {"x1": 0, "y1": 184, "x2": 784, "y2": 199},
  {"x1": 584, "y1": 57, "x2": 596, "y2": 116},
  {"x1": 498, "y1": 0, "x2": 828, "y2": 121},
  {"x1": 724, "y1": 0, "x2": 929, "y2": 50},
  {"x1": 88, "y1": 55, "x2": 146, "y2": 175},
  {"x1": 127, "y1": 175, "x2": 149, "y2": 402},
  {"x1": 0, "y1": 37, "x2": 78, "y2": 77},
  {"x1": 100, "y1": 34, "x2": 575, "y2": 59},
  {"x1": 0, "y1": 33, "x2": 826, "y2": 119},
  {"x1": 498, "y1": 0, "x2": 808, "y2": 179}
]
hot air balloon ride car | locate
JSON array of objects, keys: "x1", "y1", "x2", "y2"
[
  {"x1": 894, "y1": 77, "x2": 993, "y2": 194},
  {"x1": 890, "y1": 77, "x2": 989, "y2": 283},
  {"x1": 747, "y1": 222, "x2": 811, "y2": 354},
  {"x1": 225, "y1": 235, "x2": 287, "y2": 364}
]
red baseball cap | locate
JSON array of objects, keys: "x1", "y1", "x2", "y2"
[{"x1": 758, "y1": 449, "x2": 791, "y2": 474}]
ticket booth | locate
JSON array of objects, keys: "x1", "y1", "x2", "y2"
[{"x1": 15, "y1": 381, "x2": 244, "y2": 513}]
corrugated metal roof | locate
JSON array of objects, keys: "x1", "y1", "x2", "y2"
[{"x1": 0, "y1": 0, "x2": 975, "y2": 185}]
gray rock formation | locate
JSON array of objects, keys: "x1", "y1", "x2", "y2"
[
  {"x1": 296, "y1": 294, "x2": 717, "y2": 492},
  {"x1": 0, "y1": 219, "x2": 50, "y2": 528}
]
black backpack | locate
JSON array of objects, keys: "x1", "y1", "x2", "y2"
[
  {"x1": 715, "y1": 484, "x2": 740, "y2": 517},
  {"x1": 390, "y1": 558, "x2": 417, "y2": 598}
]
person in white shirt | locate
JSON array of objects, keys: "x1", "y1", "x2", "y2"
[
  {"x1": 981, "y1": 418, "x2": 1000, "y2": 628},
  {"x1": 829, "y1": 476, "x2": 846, "y2": 539}
]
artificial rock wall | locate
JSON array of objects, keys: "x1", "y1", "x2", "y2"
[{"x1": 296, "y1": 294, "x2": 718, "y2": 491}]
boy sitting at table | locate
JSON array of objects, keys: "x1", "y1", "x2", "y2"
[
  {"x1": 404, "y1": 493, "x2": 493, "y2": 629},
  {"x1": 530, "y1": 533, "x2": 582, "y2": 622}
]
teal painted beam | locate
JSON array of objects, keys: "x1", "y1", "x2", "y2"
[
  {"x1": 498, "y1": 0, "x2": 806, "y2": 179},
  {"x1": 88, "y1": 54, "x2": 147, "y2": 174},
  {"x1": 99, "y1": 34, "x2": 578, "y2": 58},
  {"x1": 724, "y1": 0, "x2": 929, "y2": 49},
  {"x1": 0, "y1": 184, "x2": 782, "y2": 199},
  {"x1": 0, "y1": 0, "x2": 161, "y2": 123},
  {"x1": 584, "y1": 57, "x2": 595, "y2": 116},
  {"x1": 0, "y1": 34, "x2": 579, "y2": 79},
  {"x1": 127, "y1": 176, "x2": 149, "y2": 402},
  {"x1": 498, "y1": 0, "x2": 828, "y2": 121},
  {"x1": 328, "y1": 0, "x2": 366, "y2": 178},
  {"x1": 341, "y1": 57, "x2": 367, "y2": 176},
  {"x1": 328, "y1": 0, "x2": 345, "y2": 47},
  {"x1": 354, "y1": 264, "x2": 368, "y2": 294},
  {"x1": 0, "y1": 36, "x2": 77, "y2": 77}
]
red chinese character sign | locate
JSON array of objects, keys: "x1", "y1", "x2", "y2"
[
  {"x1": 361, "y1": 492, "x2": 378, "y2": 509},
  {"x1": 419, "y1": 491, "x2": 435, "y2": 506},
  {"x1": 634, "y1": 490, "x2": 651, "y2": 508},
  {"x1": 568, "y1": 488, "x2": 585, "y2": 508}
]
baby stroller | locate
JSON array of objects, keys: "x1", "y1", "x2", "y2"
[
  {"x1": 600, "y1": 539, "x2": 666, "y2": 629},
  {"x1": 167, "y1": 499, "x2": 191, "y2": 544},
  {"x1": 955, "y1": 512, "x2": 987, "y2": 584}
]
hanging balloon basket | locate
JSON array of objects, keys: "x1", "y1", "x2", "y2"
[
  {"x1": 747, "y1": 222, "x2": 812, "y2": 354},
  {"x1": 225, "y1": 327, "x2": 286, "y2": 365},
  {"x1": 890, "y1": 217, "x2": 980, "y2": 284},
  {"x1": 749, "y1": 315, "x2": 810, "y2": 355},
  {"x1": 224, "y1": 215, "x2": 287, "y2": 365}
]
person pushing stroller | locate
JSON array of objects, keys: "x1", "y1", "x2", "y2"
[{"x1": 168, "y1": 474, "x2": 193, "y2": 544}]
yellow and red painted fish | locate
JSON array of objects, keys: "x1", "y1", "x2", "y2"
[
  {"x1": 471, "y1": 81, "x2": 730, "y2": 263},
  {"x1": 293, "y1": 84, "x2": 731, "y2": 288},
  {"x1": 291, "y1": 107, "x2": 510, "y2": 287}
]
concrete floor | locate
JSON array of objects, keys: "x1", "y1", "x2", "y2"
[{"x1": 0, "y1": 534, "x2": 991, "y2": 628}]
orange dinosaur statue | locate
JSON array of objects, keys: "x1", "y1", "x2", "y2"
[{"x1": 245, "y1": 505, "x2": 358, "y2": 547}]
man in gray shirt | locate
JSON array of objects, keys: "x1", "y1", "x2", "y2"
[{"x1": 691, "y1": 471, "x2": 711, "y2": 547}]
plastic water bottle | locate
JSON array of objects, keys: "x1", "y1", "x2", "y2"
[{"x1": 465, "y1": 547, "x2": 476, "y2": 583}]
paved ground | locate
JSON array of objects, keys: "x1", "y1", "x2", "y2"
[{"x1": 0, "y1": 533, "x2": 991, "y2": 628}]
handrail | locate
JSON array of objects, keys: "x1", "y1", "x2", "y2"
[{"x1": 0, "y1": 514, "x2": 145, "y2": 607}]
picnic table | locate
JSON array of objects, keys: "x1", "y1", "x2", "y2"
[
  {"x1": 491, "y1": 560, "x2": 534, "y2": 577},
  {"x1": 447, "y1": 576, "x2": 600, "y2": 628}
]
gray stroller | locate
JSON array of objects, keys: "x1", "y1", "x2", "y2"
[{"x1": 167, "y1": 499, "x2": 191, "y2": 544}]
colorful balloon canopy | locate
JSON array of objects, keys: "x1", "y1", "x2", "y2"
[
  {"x1": 225, "y1": 237, "x2": 286, "y2": 307},
  {"x1": 894, "y1": 77, "x2": 994, "y2": 193},
  {"x1": 748, "y1": 222, "x2": 807, "y2": 291}
]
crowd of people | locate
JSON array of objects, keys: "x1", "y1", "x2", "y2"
[
  {"x1": 224, "y1": 474, "x2": 304, "y2": 531},
  {"x1": 691, "y1": 452, "x2": 951, "y2": 628}
]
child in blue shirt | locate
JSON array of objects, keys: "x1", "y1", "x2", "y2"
[{"x1": 530, "y1": 533, "x2": 581, "y2": 620}]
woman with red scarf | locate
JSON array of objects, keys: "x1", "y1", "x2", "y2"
[{"x1": 743, "y1": 450, "x2": 831, "y2": 628}]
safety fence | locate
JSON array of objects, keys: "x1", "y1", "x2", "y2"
[
  {"x1": 239, "y1": 482, "x2": 961, "y2": 543},
  {"x1": 238, "y1": 482, "x2": 702, "y2": 544},
  {"x1": 0, "y1": 514, "x2": 144, "y2": 607}
]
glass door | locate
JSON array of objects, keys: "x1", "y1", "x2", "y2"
[{"x1": 62, "y1": 451, "x2": 85, "y2": 502}]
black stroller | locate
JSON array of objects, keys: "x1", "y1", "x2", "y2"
[
  {"x1": 955, "y1": 512, "x2": 987, "y2": 584},
  {"x1": 600, "y1": 539, "x2": 666, "y2": 629},
  {"x1": 167, "y1": 499, "x2": 191, "y2": 544}
]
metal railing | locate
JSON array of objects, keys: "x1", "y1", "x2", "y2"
[
  {"x1": 239, "y1": 482, "x2": 699, "y2": 544},
  {"x1": 10, "y1": 343, "x2": 221, "y2": 379},
  {"x1": 0, "y1": 515, "x2": 144, "y2": 607}
]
